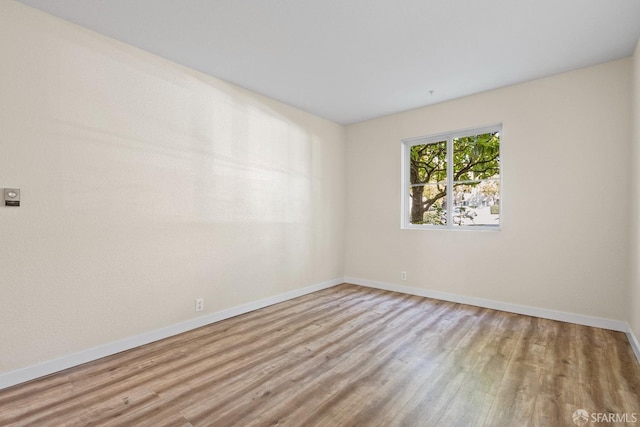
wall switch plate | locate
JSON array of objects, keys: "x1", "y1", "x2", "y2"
[{"x1": 4, "y1": 189, "x2": 20, "y2": 207}]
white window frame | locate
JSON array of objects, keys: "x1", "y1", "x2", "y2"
[{"x1": 401, "y1": 124, "x2": 502, "y2": 231}]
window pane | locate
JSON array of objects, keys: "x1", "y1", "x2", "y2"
[
  {"x1": 410, "y1": 141, "x2": 447, "y2": 185},
  {"x1": 452, "y1": 132, "x2": 500, "y2": 182},
  {"x1": 409, "y1": 184, "x2": 446, "y2": 225},
  {"x1": 453, "y1": 181, "x2": 500, "y2": 227}
]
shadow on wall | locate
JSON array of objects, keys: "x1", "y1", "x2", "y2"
[
  {"x1": 38, "y1": 44, "x2": 325, "y2": 277},
  {"x1": 44, "y1": 59, "x2": 316, "y2": 225},
  {"x1": 7, "y1": 25, "x2": 336, "y2": 299}
]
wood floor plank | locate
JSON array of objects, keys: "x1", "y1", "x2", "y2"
[
  {"x1": 0, "y1": 283, "x2": 638, "y2": 426},
  {"x1": 184, "y1": 292, "x2": 427, "y2": 426}
]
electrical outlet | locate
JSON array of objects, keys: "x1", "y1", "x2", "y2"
[
  {"x1": 195, "y1": 298, "x2": 204, "y2": 312},
  {"x1": 401, "y1": 271, "x2": 407, "y2": 280}
]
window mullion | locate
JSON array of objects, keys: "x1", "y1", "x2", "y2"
[
  {"x1": 446, "y1": 136, "x2": 454, "y2": 227},
  {"x1": 402, "y1": 142, "x2": 409, "y2": 228}
]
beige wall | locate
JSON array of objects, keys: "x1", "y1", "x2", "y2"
[
  {"x1": 631, "y1": 39, "x2": 640, "y2": 339},
  {"x1": 0, "y1": 1, "x2": 345, "y2": 373},
  {"x1": 345, "y1": 59, "x2": 632, "y2": 321}
]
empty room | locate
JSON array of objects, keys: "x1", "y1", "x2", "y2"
[{"x1": 1, "y1": 0, "x2": 640, "y2": 425}]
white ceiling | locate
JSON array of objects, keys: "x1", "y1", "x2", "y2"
[{"x1": 16, "y1": 0, "x2": 640, "y2": 125}]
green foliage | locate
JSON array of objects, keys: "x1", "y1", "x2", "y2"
[
  {"x1": 410, "y1": 140, "x2": 447, "y2": 185},
  {"x1": 410, "y1": 133, "x2": 499, "y2": 186},
  {"x1": 452, "y1": 133, "x2": 500, "y2": 181},
  {"x1": 423, "y1": 210, "x2": 445, "y2": 225}
]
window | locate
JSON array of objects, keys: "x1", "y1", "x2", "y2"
[{"x1": 401, "y1": 125, "x2": 501, "y2": 230}]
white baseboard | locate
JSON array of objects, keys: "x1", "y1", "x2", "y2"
[
  {"x1": 627, "y1": 325, "x2": 640, "y2": 364},
  {"x1": 345, "y1": 277, "x2": 629, "y2": 333},
  {"x1": 0, "y1": 278, "x2": 342, "y2": 391}
]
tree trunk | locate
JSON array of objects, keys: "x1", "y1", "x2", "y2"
[{"x1": 410, "y1": 186, "x2": 425, "y2": 223}]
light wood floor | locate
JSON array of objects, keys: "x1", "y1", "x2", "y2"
[{"x1": 1, "y1": 284, "x2": 639, "y2": 426}]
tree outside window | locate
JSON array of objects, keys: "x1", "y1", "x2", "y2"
[{"x1": 403, "y1": 126, "x2": 501, "y2": 229}]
